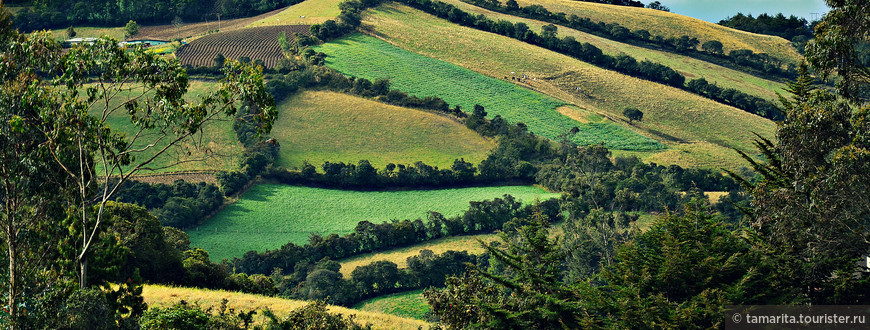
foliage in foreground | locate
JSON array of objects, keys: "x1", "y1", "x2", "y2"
[
  {"x1": 426, "y1": 31, "x2": 870, "y2": 326},
  {"x1": 140, "y1": 299, "x2": 370, "y2": 329}
]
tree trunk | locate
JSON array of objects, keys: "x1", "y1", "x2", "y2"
[
  {"x1": 79, "y1": 254, "x2": 88, "y2": 289},
  {"x1": 6, "y1": 229, "x2": 18, "y2": 330}
]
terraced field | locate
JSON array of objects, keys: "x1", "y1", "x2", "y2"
[
  {"x1": 142, "y1": 285, "x2": 429, "y2": 329},
  {"x1": 188, "y1": 184, "x2": 560, "y2": 261},
  {"x1": 512, "y1": 0, "x2": 803, "y2": 65},
  {"x1": 313, "y1": 33, "x2": 663, "y2": 151},
  {"x1": 273, "y1": 91, "x2": 495, "y2": 169},
  {"x1": 362, "y1": 3, "x2": 776, "y2": 169},
  {"x1": 175, "y1": 26, "x2": 310, "y2": 69},
  {"x1": 437, "y1": 0, "x2": 786, "y2": 101}
]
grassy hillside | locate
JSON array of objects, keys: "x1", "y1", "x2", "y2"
[
  {"x1": 249, "y1": 0, "x2": 343, "y2": 26},
  {"x1": 353, "y1": 289, "x2": 431, "y2": 321},
  {"x1": 96, "y1": 80, "x2": 243, "y2": 173},
  {"x1": 50, "y1": 26, "x2": 126, "y2": 40},
  {"x1": 273, "y1": 91, "x2": 495, "y2": 170},
  {"x1": 188, "y1": 184, "x2": 559, "y2": 261},
  {"x1": 437, "y1": 0, "x2": 786, "y2": 102},
  {"x1": 313, "y1": 33, "x2": 663, "y2": 151},
  {"x1": 338, "y1": 233, "x2": 497, "y2": 277},
  {"x1": 512, "y1": 0, "x2": 802, "y2": 65},
  {"x1": 141, "y1": 285, "x2": 430, "y2": 329},
  {"x1": 361, "y1": 3, "x2": 776, "y2": 169}
]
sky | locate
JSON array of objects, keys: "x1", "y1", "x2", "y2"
[{"x1": 654, "y1": 0, "x2": 831, "y2": 23}]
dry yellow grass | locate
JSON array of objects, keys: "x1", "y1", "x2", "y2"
[
  {"x1": 50, "y1": 26, "x2": 127, "y2": 41},
  {"x1": 338, "y1": 234, "x2": 497, "y2": 277},
  {"x1": 273, "y1": 90, "x2": 495, "y2": 169},
  {"x1": 363, "y1": 3, "x2": 775, "y2": 170},
  {"x1": 141, "y1": 285, "x2": 430, "y2": 329},
  {"x1": 249, "y1": 0, "x2": 343, "y2": 26},
  {"x1": 706, "y1": 191, "x2": 729, "y2": 205},
  {"x1": 437, "y1": 0, "x2": 786, "y2": 102},
  {"x1": 512, "y1": 0, "x2": 802, "y2": 65}
]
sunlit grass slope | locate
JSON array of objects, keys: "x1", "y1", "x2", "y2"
[
  {"x1": 249, "y1": 0, "x2": 343, "y2": 26},
  {"x1": 141, "y1": 285, "x2": 429, "y2": 329},
  {"x1": 313, "y1": 33, "x2": 662, "y2": 151},
  {"x1": 338, "y1": 233, "x2": 497, "y2": 277},
  {"x1": 353, "y1": 289, "x2": 431, "y2": 321},
  {"x1": 49, "y1": 26, "x2": 126, "y2": 41},
  {"x1": 273, "y1": 90, "x2": 495, "y2": 170},
  {"x1": 188, "y1": 184, "x2": 559, "y2": 261},
  {"x1": 362, "y1": 3, "x2": 776, "y2": 169},
  {"x1": 512, "y1": 0, "x2": 802, "y2": 65},
  {"x1": 94, "y1": 80, "x2": 243, "y2": 173},
  {"x1": 437, "y1": 0, "x2": 786, "y2": 101}
]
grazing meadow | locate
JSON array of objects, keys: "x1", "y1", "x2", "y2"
[
  {"x1": 272, "y1": 90, "x2": 495, "y2": 170},
  {"x1": 187, "y1": 184, "x2": 560, "y2": 261},
  {"x1": 249, "y1": 0, "x2": 344, "y2": 26},
  {"x1": 436, "y1": 0, "x2": 786, "y2": 102},
  {"x1": 313, "y1": 33, "x2": 663, "y2": 151},
  {"x1": 362, "y1": 3, "x2": 776, "y2": 169},
  {"x1": 353, "y1": 289, "x2": 431, "y2": 321}
]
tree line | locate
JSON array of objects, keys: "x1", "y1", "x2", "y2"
[
  {"x1": 233, "y1": 196, "x2": 561, "y2": 275},
  {"x1": 396, "y1": 0, "x2": 784, "y2": 120},
  {"x1": 466, "y1": 0, "x2": 798, "y2": 79},
  {"x1": 11, "y1": 0, "x2": 307, "y2": 31},
  {"x1": 719, "y1": 12, "x2": 815, "y2": 43}
]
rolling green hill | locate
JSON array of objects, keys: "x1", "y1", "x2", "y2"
[
  {"x1": 512, "y1": 0, "x2": 803, "y2": 65},
  {"x1": 187, "y1": 184, "x2": 559, "y2": 261},
  {"x1": 313, "y1": 33, "x2": 663, "y2": 151},
  {"x1": 272, "y1": 90, "x2": 495, "y2": 170},
  {"x1": 436, "y1": 0, "x2": 787, "y2": 102},
  {"x1": 360, "y1": 3, "x2": 776, "y2": 169}
]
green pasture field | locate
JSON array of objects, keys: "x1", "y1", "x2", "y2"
[
  {"x1": 93, "y1": 80, "x2": 243, "y2": 173},
  {"x1": 49, "y1": 26, "x2": 127, "y2": 41},
  {"x1": 354, "y1": 289, "x2": 431, "y2": 321},
  {"x1": 362, "y1": 3, "x2": 776, "y2": 170},
  {"x1": 187, "y1": 184, "x2": 560, "y2": 261},
  {"x1": 249, "y1": 0, "x2": 343, "y2": 26},
  {"x1": 313, "y1": 33, "x2": 662, "y2": 151},
  {"x1": 273, "y1": 90, "x2": 495, "y2": 170},
  {"x1": 437, "y1": 0, "x2": 786, "y2": 102}
]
